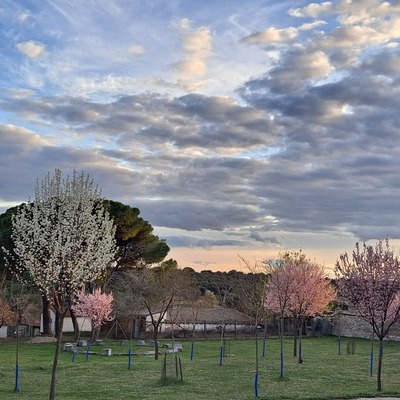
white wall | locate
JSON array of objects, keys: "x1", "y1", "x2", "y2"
[
  {"x1": 41, "y1": 312, "x2": 91, "y2": 333},
  {"x1": 0, "y1": 326, "x2": 7, "y2": 338}
]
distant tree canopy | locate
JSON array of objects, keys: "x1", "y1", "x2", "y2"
[
  {"x1": 0, "y1": 205, "x2": 20, "y2": 277},
  {"x1": 103, "y1": 200, "x2": 170, "y2": 270},
  {"x1": 183, "y1": 269, "x2": 268, "y2": 313}
]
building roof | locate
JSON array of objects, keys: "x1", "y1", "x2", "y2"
[{"x1": 169, "y1": 306, "x2": 252, "y2": 325}]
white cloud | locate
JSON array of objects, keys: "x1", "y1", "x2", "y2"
[
  {"x1": 268, "y1": 46, "x2": 334, "y2": 92},
  {"x1": 174, "y1": 20, "x2": 213, "y2": 90},
  {"x1": 298, "y1": 20, "x2": 327, "y2": 31},
  {"x1": 17, "y1": 12, "x2": 30, "y2": 23},
  {"x1": 243, "y1": 27, "x2": 298, "y2": 44},
  {"x1": 385, "y1": 42, "x2": 399, "y2": 48},
  {"x1": 16, "y1": 40, "x2": 46, "y2": 58},
  {"x1": 289, "y1": 2, "x2": 333, "y2": 18},
  {"x1": 3, "y1": 88, "x2": 36, "y2": 100},
  {"x1": 337, "y1": 0, "x2": 394, "y2": 25},
  {"x1": 320, "y1": 25, "x2": 393, "y2": 49},
  {"x1": 127, "y1": 45, "x2": 145, "y2": 56}
]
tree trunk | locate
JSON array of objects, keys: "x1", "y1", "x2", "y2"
[
  {"x1": 370, "y1": 332, "x2": 374, "y2": 377},
  {"x1": 54, "y1": 310, "x2": 61, "y2": 337},
  {"x1": 293, "y1": 318, "x2": 298, "y2": 357},
  {"x1": 49, "y1": 310, "x2": 65, "y2": 400},
  {"x1": 90, "y1": 326, "x2": 98, "y2": 343},
  {"x1": 69, "y1": 307, "x2": 80, "y2": 341},
  {"x1": 255, "y1": 324, "x2": 259, "y2": 375},
  {"x1": 262, "y1": 323, "x2": 267, "y2": 358},
  {"x1": 298, "y1": 318, "x2": 303, "y2": 363},
  {"x1": 42, "y1": 297, "x2": 51, "y2": 335},
  {"x1": 279, "y1": 314, "x2": 284, "y2": 378},
  {"x1": 153, "y1": 327, "x2": 159, "y2": 360},
  {"x1": 255, "y1": 325, "x2": 259, "y2": 398},
  {"x1": 377, "y1": 338, "x2": 384, "y2": 392}
]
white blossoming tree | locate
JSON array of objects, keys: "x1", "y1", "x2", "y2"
[{"x1": 4, "y1": 169, "x2": 116, "y2": 400}]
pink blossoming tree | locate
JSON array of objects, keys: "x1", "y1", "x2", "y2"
[
  {"x1": 265, "y1": 251, "x2": 335, "y2": 373},
  {"x1": 335, "y1": 239, "x2": 400, "y2": 392},
  {"x1": 286, "y1": 257, "x2": 335, "y2": 363},
  {"x1": 73, "y1": 288, "x2": 114, "y2": 343}
]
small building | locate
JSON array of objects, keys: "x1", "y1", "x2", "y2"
[
  {"x1": 138, "y1": 306, "x2": 252, "y2": 338},
  {"x1": 103, "y1": 306, "x2": 253, "y2": 340},
  {"x1": 41, "y1": 310, "x2": 91, "y2": 334},
  {"x1": 167, "y1": 306, "x2": 252, "y2": 334}
]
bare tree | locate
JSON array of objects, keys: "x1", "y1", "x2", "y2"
[
  {"x1": 3, "y1": 169, "x2": 116, "y2": 400},
  {"x1": 185, "y1": 288, "x2": 218, "y2": 338},
  {"x1": 113, "y1": 261, "x2": 182, "y2": 360},
  {"x1": 0, "y1": 277, "x2": 15, "y2": 328},
  {"x1": 264, "y1": 254, "x2": 294, "y2": 378},
  {"x1": 335, "y1": 239, "x2": 400, "y2": 392},
  {"x1": 237, "y1": 257, "x2": 269, "y2": 397}
]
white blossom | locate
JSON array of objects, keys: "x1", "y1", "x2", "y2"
[{"x1": 5, "y1": 169, "x2": 116, "y2": 311}]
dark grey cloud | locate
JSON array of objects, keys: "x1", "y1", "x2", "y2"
[
  {"x1": 248, "y1": 231, "x2": 282, "y2": 245},
  {"x1": 163, "y1": 234, "x2": 246, "y2": 249},
  {"x1": 235, "y1": 38, "x2": 400, "y2": 243},
  {"x1": 0, "y1": 93, "x2": 278, "y2": 151},
  {"x1": 0, "y1": 124, "x2": 145, "y2": 208},
  {"x1": 134, "y1": 198, "x2": 260, "y2": 231},
  {"x1": 3, "y1": 48, "x2": 400, "y2": 246}
]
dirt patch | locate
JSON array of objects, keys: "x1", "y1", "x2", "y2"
[{"x1": 28, "y1": 336, "x2": 57, "y2": 344}]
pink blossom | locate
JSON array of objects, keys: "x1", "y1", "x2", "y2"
[
  {"x1": 336, "y1": 240, "x2": 400, "y2": 340},
  {"x1": 265, "y1": 252, "x2": 335, "y2": 318},
  {"x1": 72, "y1": 288, "x2": 114, "y2": 329}
]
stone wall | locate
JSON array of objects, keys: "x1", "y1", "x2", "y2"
[{"x1": 331, "y1": 312, "x2": 400, "y2": 340}]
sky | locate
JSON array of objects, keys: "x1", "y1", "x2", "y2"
[{"x1": 1, "y1": 0, "x2": 400, "y2": 274}]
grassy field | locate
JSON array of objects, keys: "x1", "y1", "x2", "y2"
[{"x1": 0, "y1": 335, "x2": 400, "y2": 400}]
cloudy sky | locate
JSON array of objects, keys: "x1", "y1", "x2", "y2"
[{"x1": 1, "y1": 0, "x2": 400, "y2": 273}]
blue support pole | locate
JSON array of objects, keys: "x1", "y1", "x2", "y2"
[
  {"x1": 72, "y1": 352, "x2": 76, "y2": 363},
  {"x1": 262, "y1": 337, "x2": 266, "y2": 358},
  {"x1": 128, "y1": 349, "x2": 132, "y2": 370},
  {"x1": 370, "y1": 350, "x2": 374, "y2": 377},
  {"x1": 338, "y1": 336, "x2": 341, "y2": 355},
  {"x1": 219, "y1": 345, "x2": 224, "y2": 367},
  {"x1": 254, "y1": 372, "x2": 259, "y2": 398},
  {"x1": 85, "y1": 344, "x2": 91, "y2": 362},
  {"x1": 14, "y1": 363, "x2": 20, "y2": 393},
  {"x1": 190, "y1": 340, "x2": 195, "y2": 361}
]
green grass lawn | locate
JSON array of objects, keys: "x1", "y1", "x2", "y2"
[{"x1": 0, "y1": 335, "x2": 399, "y2": 399}]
